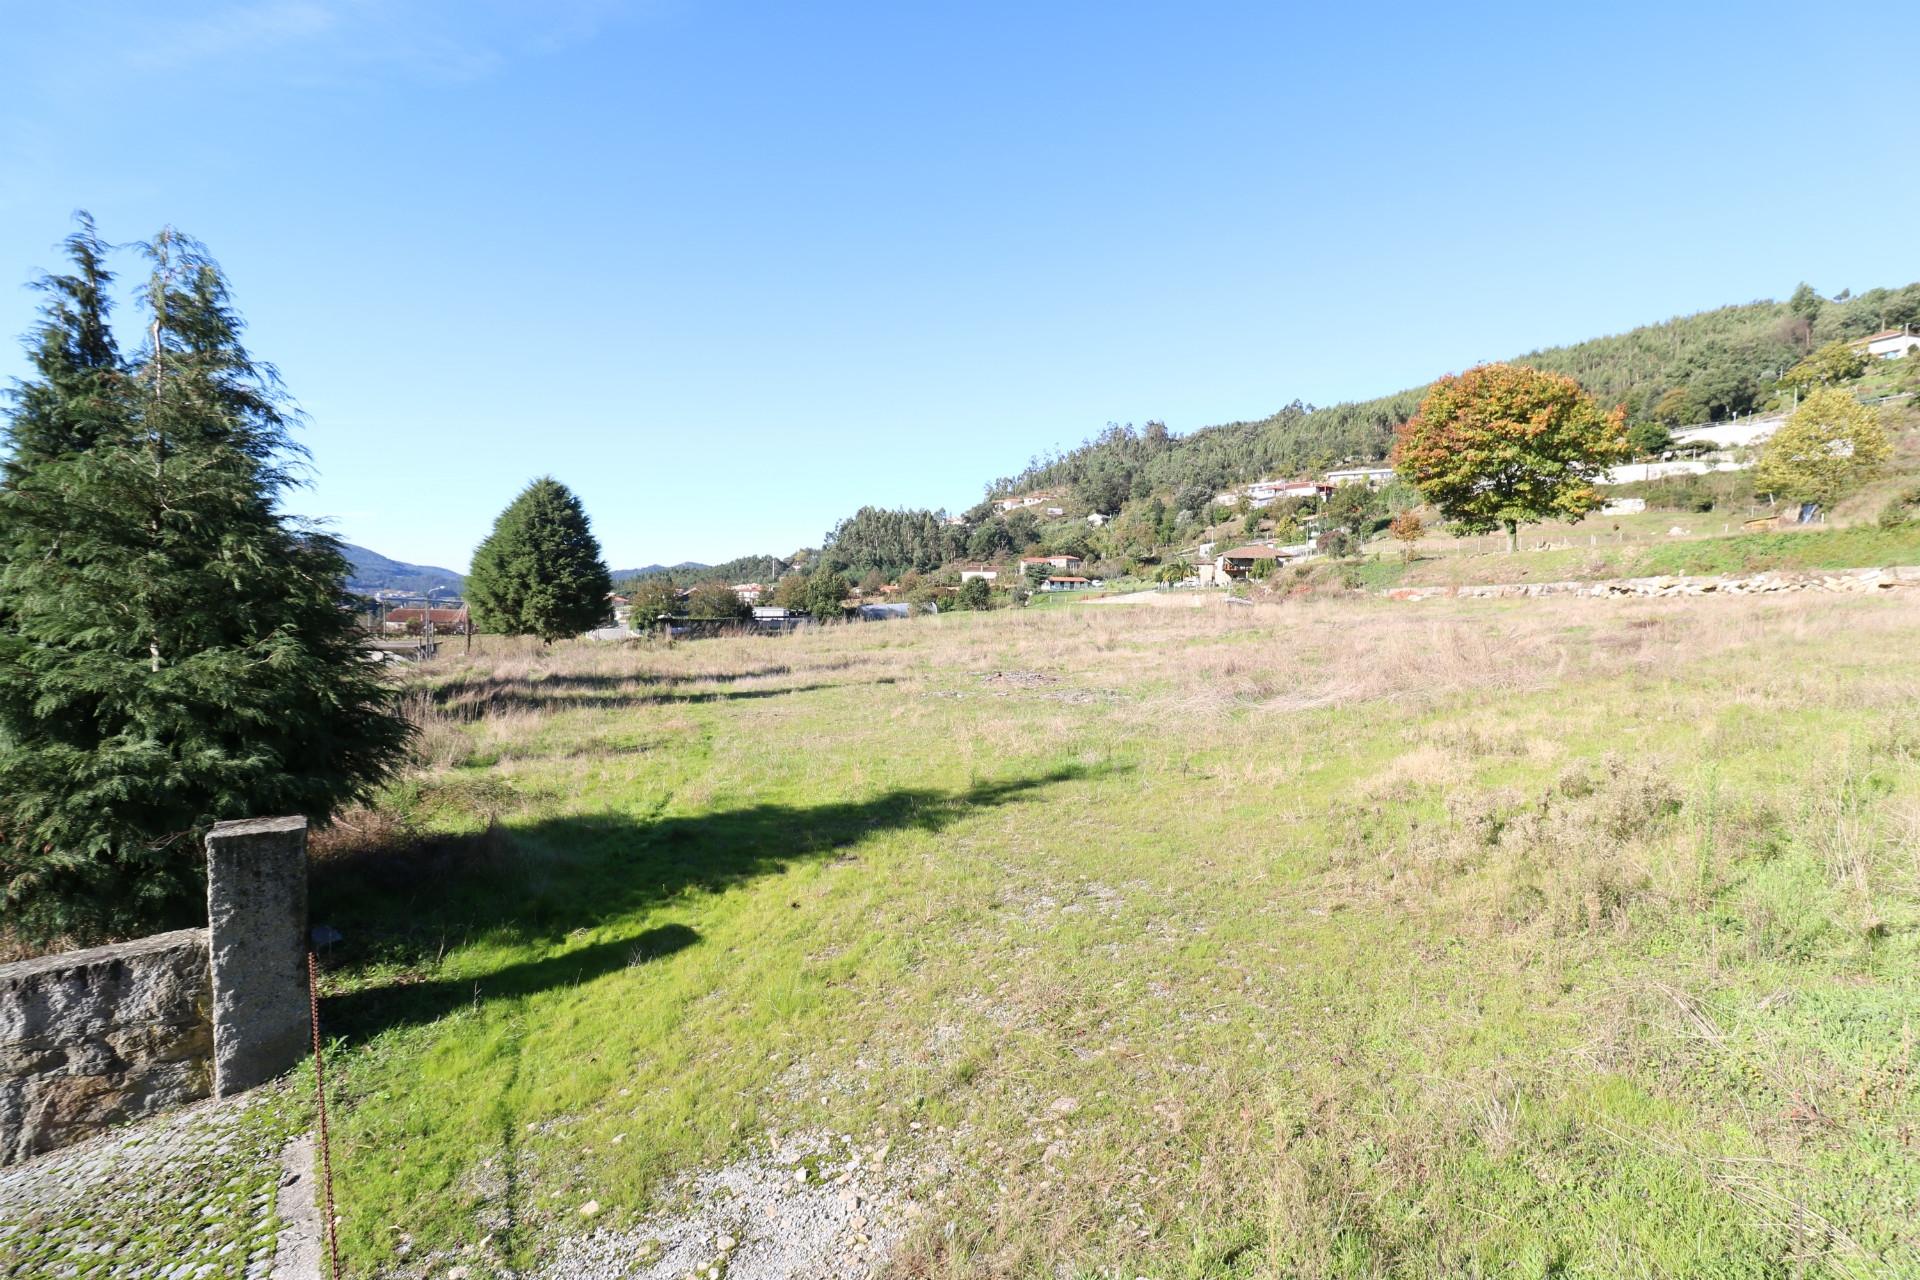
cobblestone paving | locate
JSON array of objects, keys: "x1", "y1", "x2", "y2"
[{"x1": 0, "y1": 1093, "x2": 298, "y2": 1280}]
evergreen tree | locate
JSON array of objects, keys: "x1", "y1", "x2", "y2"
[
  {"x1": 5, "y1": 214, "x2": 122, "y2": 474},
  {"x1": 0, "y1": 223, "x2": 411, "y2": 942},
  {"x1": 466, "y1": 478, "x2": 612, "y2": 642}
]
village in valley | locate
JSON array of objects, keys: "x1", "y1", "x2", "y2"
[{"x1": 364, "y1": 322, "x2": 1918, "y2": 652}]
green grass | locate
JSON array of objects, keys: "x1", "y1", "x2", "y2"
[
  {"x1": 1634, "y1": 524, "x2": 1920, "y2": 575},
  {"x1": 1378, "y1": 521, "x2": 1920, "y2": 589},
  {"x1": 316, "y1": 598, "x2": 1920, "y2": 1277}
]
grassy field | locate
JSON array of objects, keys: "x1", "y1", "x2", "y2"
[
  {"x1": 1349, "y1": 522, "x2": 1920, "y2": 591},
  {"x1": 316, "y1": 596, "x2": 1920, "y2": 1278}
]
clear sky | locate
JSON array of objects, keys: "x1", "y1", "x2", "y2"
[{"x1": 3, "y1": 1, "x2": 1916, "y2": 572}]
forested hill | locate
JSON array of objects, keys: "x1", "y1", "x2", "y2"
[
  {"x1": 615, "y1": 554, "x2": 792, "y2": 589},
  {"x1": 983, "y1": 282, "x2": 1920, "y2": 510},
  {"x1": 342, "y1": 543, "x2": 465, "y2": 595},
  {"x1": 641, "y1": 281, "x2": 1920, "y2": 583}
]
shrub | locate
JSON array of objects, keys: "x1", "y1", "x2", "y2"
[{"x1": 1877, "y1": 485, "x2": 1920, "y2": 529}]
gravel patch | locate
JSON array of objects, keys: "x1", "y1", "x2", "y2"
[{"x1": 538, "y1": 1133, "x2": 930, "y2": 1280}]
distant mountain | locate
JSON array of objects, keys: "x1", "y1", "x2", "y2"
[
  {"x1": 611, "y1": 561, "x2": 709, "y2": 580},
  {"x1": 341, "y1": 543, "x2": 466, "y2": 595}
]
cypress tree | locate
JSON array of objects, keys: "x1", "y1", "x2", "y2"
[
  {"x1": 4, "y1": 213, "x2": 122, "y2": 474},
  {"x1": 0, "y1": 222, "x2": 412, "y2": 943},
  {"x1": 466, "y1": 478, "x2": 612, "y2": 643}
]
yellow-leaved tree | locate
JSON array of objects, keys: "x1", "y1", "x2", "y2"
[{"x1": 1753, "y1": 387, "x2": 1890, "y2": 509}]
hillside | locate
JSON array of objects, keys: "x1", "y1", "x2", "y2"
[
  {"x1": 610, "y1": 561, "x2": 710, "y2": 580},
  {"x1": 669, "y1": 282, "x2": 1920, "y2": 582},
  {"x1": 990, "y1": 281, "x2": 1920, "y2": 509},
  {"x1": 341, "y1": 543, "x2": 465, "y2": 595},
  {"x1": 614, "y1": 555, "x2": 791, "y2": 588}
]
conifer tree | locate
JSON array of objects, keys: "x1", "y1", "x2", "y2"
[
  {"x1": 466, "y1": 478, "x2": 612, "y2": 642},
  {"x1": 0, "y1": 221, "x2": 411, "y2": 942},
  {"x1": 4, "y1": 214, "x2": 122, "y2": 474}
]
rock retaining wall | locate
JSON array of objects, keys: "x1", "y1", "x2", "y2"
[
  {"x1": 0, "y1": 817, "x2": 309, "y2": 1166},
  {"x1": 0, "y1": 931, "x2": 213, "y2": 1165},
  {"x1": 1386, "y1": 564, "x2": 1920, "y2": 603}
]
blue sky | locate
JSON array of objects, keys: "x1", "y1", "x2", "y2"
[{"x1": 3, "y1": 1, "x2": 1916, "y2": 572}]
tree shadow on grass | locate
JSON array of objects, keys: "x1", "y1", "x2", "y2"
[
  {"x1": 314, "y1": 762, "x2": 1122, "y2": 1039},
  {"x1": 324, "y1": 923, "x2": 698, "y2": 1038},
  {"x1": 424, "y1": 676, "x2": 898, "y2": 716}
]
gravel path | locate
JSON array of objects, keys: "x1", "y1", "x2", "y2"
[
  {"x1": 0, "y1": 1093, "x2": 297, "y2": 1279},
  {"x1": 538, "y1": 1133, "x2": 932, "y2": 1280}
]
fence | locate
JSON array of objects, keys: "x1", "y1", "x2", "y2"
[{"x1": 0, "y1": 817, "x2": 310, "y2": 1166}]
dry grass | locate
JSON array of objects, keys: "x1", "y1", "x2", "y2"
[{"x1": 316, "y1": 590, "x2": 1920, "y2": 1279}]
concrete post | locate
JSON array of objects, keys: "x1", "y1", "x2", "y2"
[{"x1": 205, "y1": 816, "x2": 309, "y2": 1096}]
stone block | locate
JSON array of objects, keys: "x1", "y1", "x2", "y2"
[
  {"x1": 206, "y1": 816, "x2": 310, "y2": 1097},
  {"x1": 0, "y1": 930, "x2": 212, "y2": 1165}
]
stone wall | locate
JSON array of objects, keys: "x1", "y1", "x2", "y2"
[
  {"x1": 0, "y1": 930, "x2": 213, "y2": 1165},
  {"x1": 1386, "y1": 564, "x2": 1920, "y2": 603},
  {"x1": 0, "y1": 816, "x2": 310, "y2": 1166}
]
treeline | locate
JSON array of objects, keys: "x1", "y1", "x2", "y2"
[
  {"x1": 619, "y1": 553, "x2": 792, "y2": 589},
  {"x1": 818, "y1": 506, "x2": 965, "y2": 577}
]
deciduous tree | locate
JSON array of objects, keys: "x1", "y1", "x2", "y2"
[
  {"x1": 1388, "y1": 510, "x2": 1424, "y2": 561},
  {"x1": 805, "y1": 569, "x2": 849, "y2": 618},
  {"x1": 1779, "y1": 341, "x2": 1868, "y2": 393},
  {"x1": 769, "y1": 573, "x2": 809, "y2": 610},
  {"x1": 625, "y1": 576, "x2": 679, "y2": 627},
  {"x1": 687, "y1": 581, "x2": 750, "y2": 620},
  {"x1": 1392, "y1": 363, "x2": 1629, "y2": 552},
  {"x1": 1753, "y1": 387, "x2": 1890, "y2": 507}
]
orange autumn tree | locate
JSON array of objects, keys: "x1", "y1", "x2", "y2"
[{"x1": 1392, "y1": 363, "x2": 1628, "y2": 553}]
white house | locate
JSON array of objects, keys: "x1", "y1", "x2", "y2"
[
  {"x1": 992, "y1": 490, "x2": 1061, "y2": 514},
  {"x1": 1019, "y1": 554, "x2": 1084, "y2": 572},
  {"x1": 959, "y1": 567, "x2": 998, "y2": 583},
  {"x1": 1858, "y1": 328, "x2": 1920, "y2": 360},
  {"x1": 1325, "y1": 466, "x2": 1397, "y2": 489}
]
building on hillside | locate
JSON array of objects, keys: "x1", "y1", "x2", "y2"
[
  {"x1": 959, "y1": 566, "x2": 998, "y2": 582},
  {"x1": 1241, "y1": 478, "x2": 1327, "y2": 507},
  {"x1": 1217, "y1": 545, "x2": 1285, "y2": 579},
  {"x1": 383, "y1": 606, "x2": 471, "y2": 635},
  {"x1": 1851, "y1": 327, "x2": 1920, "y2": 360},
  {"x1": 1086, "y1": 512, "x2": 1109, "y2": 526},
  {"x1": 1018, "y1": 554, "x2": 1084, "y2": 572},
  {"x1": 943, "y1": 514, "x2": 968, "y2": 526},
  {"x1": 1325, "y1": 466, "x2": 1397, "y2": 489},
  {"x1": 1040, "y1": 576, "x2": 1094, "y2": 591},
  {"x1": 730, "y1": 583, "x2": 765, "y2": 604},
  {"x1": 992, "y1": 489, "x2": 1061, "y2": 514}
]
